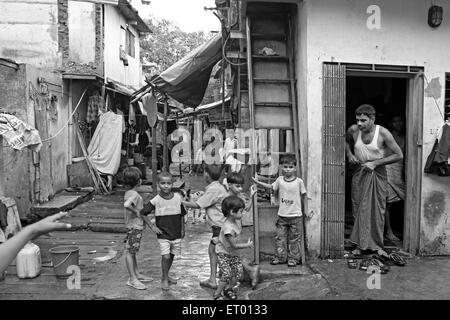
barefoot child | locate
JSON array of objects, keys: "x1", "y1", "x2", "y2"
[
  {"x1": 213, "y1": 196, "x2": 254, "y2": 300},
  {"x1": 123, "y1": 167, "x2": 153, "y2": 290},
  {"x1": 252, "y1": 154, "x2": 308, "y2": 267},
  {"x1": 143, "y1": 171, "x2": 187, "y2": 290},
  {"x1": 182, "y1": 164, "x2": 228, "y2": 290}
]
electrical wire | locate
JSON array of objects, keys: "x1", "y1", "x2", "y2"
[
  {"x1": 222, "y1": 32, "x2": 247, "y2": 66},
  {"x1": 422, "y1": 73, "x2": 445, "y2": 121},
  {"x1": 41, "y1": 88, "x2": 88, "y2": 143}
]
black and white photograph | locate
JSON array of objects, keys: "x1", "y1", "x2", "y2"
[{"x1": 0, "y1": 0, "x2": 450, "y2": 307}]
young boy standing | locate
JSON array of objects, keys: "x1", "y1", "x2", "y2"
[
  {"x1": 182, "y1": 164, "x2": 228, "y2": 290},
  {"x1": 123, "y1": 167, "x2": 154, "y2": 290},
  {"x1": 213, "y1": 195, "x2": 253, "y2": 300},
  {"x1": 143, "y1": 171, "x2": 187, "y2": 290},
  {"x1": 252, "y1": 154, "x2": 308, "y2": 267}
]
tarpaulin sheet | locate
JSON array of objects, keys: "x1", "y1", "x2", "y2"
[
  {"x1": 87, "y1": 111, "x2": 123, "y2": 175},
  {"x1": 151, "y1": 32, "x2": 223, "y2": 108},
  {"x1": 0, "y1": 113, "x2": 42, "y2": 152}
]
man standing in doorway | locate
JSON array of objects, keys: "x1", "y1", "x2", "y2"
[{"x1": 346, "y1": 104, "x2": 403, "y2": 257}]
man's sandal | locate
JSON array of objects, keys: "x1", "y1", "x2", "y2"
[
  {"x1": 213, "y1": 294, "x2": 225, "y2": 300},
  {"x1": 224, "y1": 288, "x2": 237, "y2": 300},
  {"x1": 270, "y1": 258, "x2": 287, "y2": 265},
  {"x1": 287, "y1": 259, "x2": 297, "y2": 267}
]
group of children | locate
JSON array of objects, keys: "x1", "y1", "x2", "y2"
[{"x1": 122, "y1": 153, "x2": 309, "y2": 299}]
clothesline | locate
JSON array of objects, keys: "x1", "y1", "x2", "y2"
[{"x1": 41, "y1": 88, "x2": 88, "y2": 143}]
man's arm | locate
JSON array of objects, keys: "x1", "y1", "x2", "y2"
[
  {"x1": 365, "y1": 127, "x2": 403, "y2": 170},
  {"x1": 346, "y1": 125, "x2": 360, "y2": 165}
]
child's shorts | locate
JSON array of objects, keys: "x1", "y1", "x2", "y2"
[
  {"x1": 158, "y1": 238, "x2": 182, "y2": 256},
  {"x1": 217, "y1": 252, "x2": 243, "y2": 282},
  {"x1": 126, "y1": 228, "x2": 143, "y2": 254}
]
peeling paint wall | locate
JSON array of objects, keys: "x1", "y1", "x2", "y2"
[
  {"x1": 0, "y1": 0, "x2": 60, "y2": 69},
  {"x1": 296, "y1": 0, "x2": 450, "y2": 255},
  {"x1": 104, "y1": 5, "x2": 142, "y2": 88}
]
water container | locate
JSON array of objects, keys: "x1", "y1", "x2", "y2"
[{"x1": 16, "y1": 242, "x2": 41, "y2": 279}]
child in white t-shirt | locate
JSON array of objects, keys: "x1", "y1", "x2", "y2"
[{"x1": 252, "y1": 154, "x2": 308, "y2": 267}]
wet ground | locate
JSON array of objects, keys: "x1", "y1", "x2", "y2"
[{"x1": 2, "y1": 170, "x2": 450, "y2": 300}]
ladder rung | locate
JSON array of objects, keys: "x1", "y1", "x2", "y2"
[
  {"x1": 254, "y1": 102, "x2": 292, "y2": 107},
  {"x1": 252, "y1": 55, "x2": 289, "y2": 61},
  {"x1": 251, "y1": 33, "x2": 287, "y2": 41},
  {"x1": 230, "y1": 30, "x2": 246, "y2": 39},
  {"x1": 254, "y1": 127, "x2": 294, "y2": 131},
  {"x1": 226, "y1": 51, "x2": 246, "y2": 59},
  {"x1": 253, "y1": 78, "x2": 292, "y2": 83}
]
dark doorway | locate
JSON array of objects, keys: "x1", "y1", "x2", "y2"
[{"x1": 345, "y1": 76, "x2": 407, "y2": 250}]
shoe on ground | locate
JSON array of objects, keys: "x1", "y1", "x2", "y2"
[
  {"x1": 138, "y1": 274, "x2": 154, "y2": 282},
  {"x1": 270, "y1": 258, "x2": 287, "y2": 265},
  {"x1": 287, "y1": 259, "x2": 297, "y2": 267},
  {"x1": 127, "y1": 278, "x2": 147, "y2": 290}
]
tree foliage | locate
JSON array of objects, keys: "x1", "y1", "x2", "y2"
[{"x1": 140, "y1": 16, "x2": 213, "y2": 76}]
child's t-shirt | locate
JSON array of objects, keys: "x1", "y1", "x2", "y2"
[
  {"x1": 124, "y1": 190, "x2": 145, "y2": 230},
  {"x1": 196, "y1": 181, "x2": 228, "y2": 228},
  {"x1": 147, "y1": 193, "x2": 187, "y2": 240},
  {"x1": 216, "y1": 219, "x2": 242, "y2": 257},
  {"x1": 272, "y1": 177, "x2": 307, "y2": 217}
]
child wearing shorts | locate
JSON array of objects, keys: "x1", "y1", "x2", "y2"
[{"x1": 123, "y1": 166, "x2": 154, "y2": 290}]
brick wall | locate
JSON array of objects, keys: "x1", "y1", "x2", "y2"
[{"x1": 58, "y1": 0, "x2": 104, "y2": 77}]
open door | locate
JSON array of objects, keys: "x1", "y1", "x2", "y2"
[
  {"x1": 404, "y1": 72, "x2": 424, "y2": 254},
  {"x1": 321, "y1": 63, "x2": 346, "y2": 258}
]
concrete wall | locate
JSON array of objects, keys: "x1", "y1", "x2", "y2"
[
  {"x1": 0, "y1": 63, "x2": 68, "y2": 217},
  {"x1": 104, "y1": 5, "x2": 142, "y2": 88},
  {"x1": 0, "y1": 0, "x2": 60, "y2": 69},
  {"x1": 301, "y1": 0, "x2": 450, "y2": 255},
  {"x1": 68, "y1": 1, "x2": 96, "y2": 64},
  {"x1": 0, "y1": 64, "x2": 32, "y2": 217}
]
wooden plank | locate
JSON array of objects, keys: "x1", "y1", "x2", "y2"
[{"x1": 404, "y1": 73, "x2": 424, "y2": 254}]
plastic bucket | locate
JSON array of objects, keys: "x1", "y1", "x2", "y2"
[{"x1": 49, "y1": 246, "x2": 79, "y2": 278}]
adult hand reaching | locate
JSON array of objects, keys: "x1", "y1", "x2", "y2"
[{"x1": 0, "y1": 212, "x2": 72, "y2": 274}]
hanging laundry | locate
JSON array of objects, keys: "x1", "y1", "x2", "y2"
[
  {"x1": 142, "y1": 93, "x2": 158, "y2": 127},
  {"x1": 129, "y1": 103, "x2": 136, "y2": 125},
  {"x1": 87, "y1": 111, "x2": 124, "y2": 175},
  {"x1": 86, "y1": 93, "x2": 104, "y2": 123},
  {"x1": 424, "y1": 122, "x2": 450, "y2": 176},
  {"x1": 0, "y1": 201, "x2": 8, "y2": 230}
]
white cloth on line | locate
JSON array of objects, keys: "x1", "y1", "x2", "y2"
[{"x1": 87, "y1": 111, "x2": 123, "y2": 175}]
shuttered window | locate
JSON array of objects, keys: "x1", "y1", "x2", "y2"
[{"x1": 321, "y1": 63, "x2": 346, "y2": 259}]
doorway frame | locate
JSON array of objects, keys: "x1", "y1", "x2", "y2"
[{"x1": 322, "y1": 62, "x2": 424, "y2": 256}]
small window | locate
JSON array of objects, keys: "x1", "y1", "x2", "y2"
[
  {"x1": 125, "y1": 29, "x2": 135, "y2": 58},
  {"x1": 445, "y1": 73, "x2": 450, "y2": 121}
]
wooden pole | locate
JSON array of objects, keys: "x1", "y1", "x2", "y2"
[
  {"x1": 152, "y1": 125, "x2": 158, "y2": 197},
  {"x1": 163, "y1": 99, "x2": 168, "y2": 172}
]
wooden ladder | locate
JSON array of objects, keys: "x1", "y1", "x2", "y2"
[{"x1": 245, "y1": 12, "x2": 306, "y2": 265}]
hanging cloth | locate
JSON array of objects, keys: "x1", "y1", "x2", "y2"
[
  {"x1": 129, "y1": 103, "x2": 136, "y2": 125},
  {"x1": 142, "y1": 93, "x2": 158, "y2": 127}
]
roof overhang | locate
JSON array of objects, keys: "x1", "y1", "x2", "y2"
[
  {"x1": 105, "y1": 78, "x2": 138, "y2": 96},
  {"x1": 62, "y1": 73, "x2": 104, "y2": 81},
  {"x1": 117, "y1": 0, "x2": 152, "y2": 35}
]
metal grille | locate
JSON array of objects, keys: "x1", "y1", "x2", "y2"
[{"x1": 321, "y1": 63, "x2": 346, "y2": 259}]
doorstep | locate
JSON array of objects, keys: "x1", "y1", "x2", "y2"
[{"x1": 30, "y1": 189, "x2": 94, "y2": 218}]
